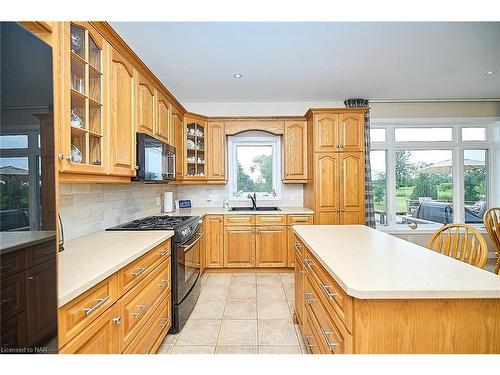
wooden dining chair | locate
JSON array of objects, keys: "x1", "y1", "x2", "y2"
[
  {"x1": 484, "y1": 208, "x2": 500, "y2": 274},
  {"x1": 428, "y1": 224, "x2": 488, "y2": 269}
]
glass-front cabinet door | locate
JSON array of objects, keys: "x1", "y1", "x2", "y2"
[
  {"x1": 60, "y1": 22, "x2": 106, "y2": 174},
  {"x1": 184, "y1": 116, "x2": 206, "y2": 180}
]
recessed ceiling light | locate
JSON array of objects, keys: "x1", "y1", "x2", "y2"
[
  {"x1": 484, "y1": 70, "x2": 496, "y2": 76},
  {"x1": 233, "y1": 73, "x2": 243, "y2": 79}
]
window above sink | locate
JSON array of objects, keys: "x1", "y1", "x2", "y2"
[{"x1": 227, "y1": 131, "x2": 282, "y2": 201}]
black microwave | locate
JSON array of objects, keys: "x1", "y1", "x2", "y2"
[{"x1": 134, "y1": 133, "x2": 176, "y2": 182}]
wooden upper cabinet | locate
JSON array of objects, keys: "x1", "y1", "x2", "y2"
[
  {"x1": 108, "y1": 48, "x2": 135, "y2": 176},
  {"x1": 255, "y1": 226, "x2": 287, "y2": 267},
  {"x1": 205, "y1": 215, "x2": 224, "y2": 268},
  {"x1": 339, "y1": 113, "x2": 364, "y2": 152},
  {"x1": 315, "y1": 153, "x2": 339, "y2": 212},
  {"x1": 207, "y1": 122, "x2": 226, "y2": 181},
  {"x1": 283, "y1": 120, "x2": 307, "y2": 182},
  {"x1": 223, "y1": 226, "x2": 255, "y2": 268},
  {"x1": 314, "y1": 114, "x2": 338, "y2": 152},
  {"x1": 171, "y1": 112, "x2": 184, "y2": 179},
  {"x1": 156, "y1": 93, "x2": 171, "y2": 144},
  {"x1": 340, "y1": 152, "x2": 365, "y2": 224},
  {"x1": 137, "y1": 74, "x2": 155, "y2": 136}
]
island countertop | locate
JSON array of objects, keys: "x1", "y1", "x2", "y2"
[
  {"x1": 58, "y1": 230, "x2": 174, "y2": 307},
  {"x1": 293, "y1": 225, "x2": 500, "y2": 299}
]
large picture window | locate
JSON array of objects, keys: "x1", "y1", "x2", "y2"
[{"x1": 371, "y1": 120, "x2": 497, "y2": 227}]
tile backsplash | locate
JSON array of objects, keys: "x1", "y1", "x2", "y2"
[{"x1": 59, "y1": 183, "x2": 176, "y2": 240}]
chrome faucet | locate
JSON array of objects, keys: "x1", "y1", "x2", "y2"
[{"x1": 247, "y1": 190, "x2": 257, "y2": 210}]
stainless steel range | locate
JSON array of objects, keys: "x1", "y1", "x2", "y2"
[{"x1": 107, "y1": 215, "x2": 203, "y2": 333}]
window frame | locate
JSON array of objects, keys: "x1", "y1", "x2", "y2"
[
  {"x1": 370, "y1": 118, "x2": 498, "y2": 227},
  {"x1": 227, "y1": 133, "x2": 282, "y2": 201}
]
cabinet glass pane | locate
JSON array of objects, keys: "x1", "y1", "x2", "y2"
[
  {"x1": 70, "y1": 25, "x2": 85, "y2": 59},
  {"x1": 70, "y1": 93, "x2": 86, "y2": 130},
  {"x1": 70, "y1": 57, "x2": 85, "y2": 94},
  {"x1": 71, "y1": 132, "x2": 86, "y2": 164},
  {"x1": 89, "y1": 135, "x2": 102, "y2": 165},
  {"x1": 88, "y1": 36, "x2": 101, "y2": 71},
  {"x1": 89, "y1": 69, "x2": 101, "y2": 103},
  {"x1": 89, "y1": 102, "x2": 101, "y2": 134}
]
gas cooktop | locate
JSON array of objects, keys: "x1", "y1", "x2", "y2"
[{"x1": 106, "y1": 215, "x2": 196, "y2": 231}]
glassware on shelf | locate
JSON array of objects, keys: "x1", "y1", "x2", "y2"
[{"x1": 70, "y1": 110, "x2": 84, "y2": 129}]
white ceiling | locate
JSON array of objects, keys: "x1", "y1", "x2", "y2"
[{"x1": 111, "y1": 22, "x2": 500, "y2": 103}]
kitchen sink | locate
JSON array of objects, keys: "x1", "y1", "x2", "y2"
[{"x1": 229, "y1": 207, "x2": 282, "y2": 212}]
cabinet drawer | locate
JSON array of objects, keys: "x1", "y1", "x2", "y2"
[
  {"x1": 120, "y1": 259, "x2": 170, "y2": 349},
  {"x1": 25, "y1": 241, "x2": 57, "y2": 267},
  {"x1": 255, "y1": 215, "x2": 286, "y2": 226},
  {"x1": 1, "y1": 312, "x2": 27, "y2": 349},
  {"x1": 287, "y1": 214, "x2": 314, "y2": 225},
  {"x1": 0, "y1": 251, "x2": 25, "y2": 279},
  {"x1": 302, "y1": 306, "x2": 325, "y2": 354},
  {"x1": 224, "y1": 215, "x2": 255, "y2": 226},
  {"x1": 59, "y1": 274, "x2": 119, "y2": 347},
  {"x1": 291, "y1": 233, "x2": 306, "y2": 259},
  {"x1": 0, "y1": 273, "x2": 26, "y2": 322},
  {"x1": 118, "y1": 240, "x2": 171, "y2": 294},
  {"x1": 304, "y1": 249, "x2": 353, "y2": 332},
  {"x1": 124, "y1": 293, "x2": 171, "y2": 354},
  {"x1": 305, "y1": 275, "x2": 352, "y2": 354}
]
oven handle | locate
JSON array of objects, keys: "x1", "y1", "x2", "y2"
[{"x1": 179, "y1": 232, "x2": 205, "y2": 252}]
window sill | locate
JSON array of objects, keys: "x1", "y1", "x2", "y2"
[{"x1": 376, "y1": 224, "x2": 487, "y2": 235}]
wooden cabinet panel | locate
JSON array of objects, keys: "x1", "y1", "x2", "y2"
[
  {"x1": 223, "y1": 226, "x2": 255, "y2": 268},
  {"x1": 284, "y1": 120, "x2": 307, "y2": 181},
  {"x1": 294, "y1": 253, "x2": 305, "y2": 326},
  {"x1": 172, "y1": 112, "x2": 184, "y2": 179},
  {"x1": 137, "y1": 74, "x2": 155, "y2": 135},
  {"x1": 109, "y1": 48, "x2": 135, "y2": 176},
  {"x1": 156, "y1": 93, "x2": 171, "y2": 143},
  {"x1": 1, "y1": 312, "x2": 27, "y2": 350},
  {"x1": 207, "y1": 121, "x2": 226, "y2": 181},
  {"x1": 315, "y1": 153, "x2": 339, "y2": 212},
  {"x1": 302, "y1": 307, "x2": 324, "y2": 354},
  {"x1": 315, "y1": 212, "x2": 339, "y2": 224},
  {"x1": 314, "y1": 114, "x2": 338, "y2": 152},
  {"x1": 205, "y1": 215, "x2": 224, "y2": 268},
  {"x1": 60, "y1": 305, "x2": 121, "y2": 354},
  {"x1": 255, "y1": 226, "x2": 287, "y2": 268},
  {"x1": 340, "y1": 152, "x2": 364, "y2": 224},
  {"x1": 255, "y1": 214, "x2": 286, "y2": 226},
  {"x1": 0, "y1": 273, "x2": 26, "y2": 323},
  {"x1": 0, "y1": 251, "x2": 25, "y2": 279},
  {"x1": 339, "y1": 113, "x2": 364, "y2": 152},
  {"x1": 26, "y1": 261, "x2": 57, "y2": 346},
  {"x1": 287, "y1": 214, "x2": 314, "y2": 225},
  {"x1": 224, "y1": 215, "x2": 255, "y2": 226}
]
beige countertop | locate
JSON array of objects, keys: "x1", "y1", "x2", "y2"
[
  {"x1": 58, "y1": 230, "x2": 174, "y2": 307},
  {"x1": 0, "y1": 231, "x2": 56, "y2": 255},
  {"x1": 293, "y1": 225, "x2": 500, "y2": 299},
  {"x1": 167, "y1": 206, "x2": 314, "y2": 217}
]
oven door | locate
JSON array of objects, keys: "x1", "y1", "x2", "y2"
[{"x1": 176, "y1": 230, "x2": 203, "y2": 302}]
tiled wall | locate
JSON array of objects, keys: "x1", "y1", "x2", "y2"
[{"x1": 59, "y1": 183, "x2": 176, "y2": 240}]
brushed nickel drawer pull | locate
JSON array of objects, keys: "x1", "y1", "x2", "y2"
[
  {"x1": 83, "y1": 295, "x2": 110, "y2": 316},
  {"x1": 159, "y1": 279, "x2": 169, "y2": 288},
  {"x1": 133, "y1": 303, "x2": 149, "y2": 318},
  {"x1": 320, "y1": 283, "x2": 337, "y2": 300},
  {"x1": 303, "y1": 258, "x2": 314, "y2": 268},
  {"x1": 159, "y1": 249, "x2": 169, "y2": 256},
  {"x1": 320, "y1": 327, "x2": 339, "y2": 351},
  {"x1": 304, "y1": 292, "x2": 315, "y2": 304},
  {"x1": 112, "y1": 316, "x2": 122, "y2": 325},
  {"x1": 131, "y1": 266, "x2": 148, "y2": 277},
  {"x1": 159, "y1": 316, "x2": 170, "y2": 329},
  {"x1": 293, "y1": 241, "x2": 301, "y2": 251},
  {"x1": 304, "y1": 335, "x2": 317, "y2": 352}
]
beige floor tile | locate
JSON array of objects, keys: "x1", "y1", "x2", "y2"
[
  {"x1": 176, "y1": 320, "x2": 221, "y2": 346},
  {"x1": 199, "y1": 285, "x2": 229, "y2": 301},
  {"x1": 200, "y1": 273, "x2": 209, "y2": 286},
  {"x1": 216, "y1": 345, "x2": 258, "y2": 354},
  {"x1": 257, "y1": 300, "x2": 291, "y2": 320},
  {"x1": 171, "y1": 345, "x2": 215, "y2": 354},
  {"x1": 283, "y1": 285, "x2": 295, "y2": 300},
  {"x1": 204, "y1": 273, "x2": 232, "y2": 287},
  {"x1": 280, "y1": 273, "x2": 295, "y2": 286},
  {"x1": 231, "y1": 273, "x2": 256, "y2": 285},
  {"x1": 258, "y1": 319, "x2": 299, "y2": 345},
  {"x1": 218, "y1": 320, "x2": 258, "y2": 345},
  {"x1": 259, "y1": 345, "x2": 302, "y2": 354},
  {"x1": 161, "y1": 333, "x2": 180, "y2": 346},
  {"x1": 256, "y1": 274, "x2": 282, "y2": 286},
  {"x1": 190, "y1": 299, "x2": 226, "y2": 319},
  {"x1": 287, "y1": 299, "x2": 295, "y2": 316},
  {"x1": 228, "y1": 284, "x2": 256, "y2": 300},
  {"x1": 257, "y1": 285, "x2": 286, "y2": 300},
  {"x1": 156, "y1": 345, "x2": 173, "y2": 354},
  {"x1": 295, "y1": 324, "x2": 306, "y2": 353},
  {"x1": 224, "y1": 300, "x2": 257, "y2": 319}
]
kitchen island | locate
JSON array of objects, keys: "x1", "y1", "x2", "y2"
[{"x1": 292, "y1": 225, "x2": 500, "y2": 354}]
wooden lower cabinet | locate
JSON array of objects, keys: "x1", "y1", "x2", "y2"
[
  {"x1": 205, "y1": 215, "x2": 224, "y2": 268},
  {"x1": 255, "y1": 226, "x2": 287, "y2": 267},
  {"x1": 294, "y1": 253, "x2": 304, "y2": 326},
  {"x1": 223, "y1": 226, "x2": 255, "y2": 268}
]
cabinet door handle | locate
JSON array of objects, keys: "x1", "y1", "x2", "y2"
[
  {"x1": 132, "y1": 303, "x2": 149, "y2": 318},
  {"x1": 340, "y1": 208, "x2": 345, "y2": 212},
  {"x1": 299, "y1": 270, "x2": 304, "y2": 275},
  {"x1": 159, "y1": 316, "x2": 170, "y2": 329},
  {"x1": 304, "y1": 292, "x2": 315, "y2": 305},
  {"x1": 320, "y1": 327, "x2": 339, "y2": 351},
  {"x1": 112, "y1": 316, "x2": 122, "y2": 325},
  {"x1": 303, "y1": 258, "x2": 314, "y2": 269},
  {"x1": 340, "y1": 145, "x2": 344, "y2": 149},
  {"x1": 159, "y1": 279, "x2": 169, "y2": 288},
  {"x1": 293, "y1": 241, "x2": 301, "y2": 251},
  {"x1": 131, "y1": 266, "x2": 148, "y2": 277},
  {"x1": 304, "y1": 335, "x2": 317, "y2": 352},
  {"x1": 320, "y1": 283, "x2": 337, "y2": 300},
  {"x1": 83, "y1": 296, "x2": 110, "y2": 316}
]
